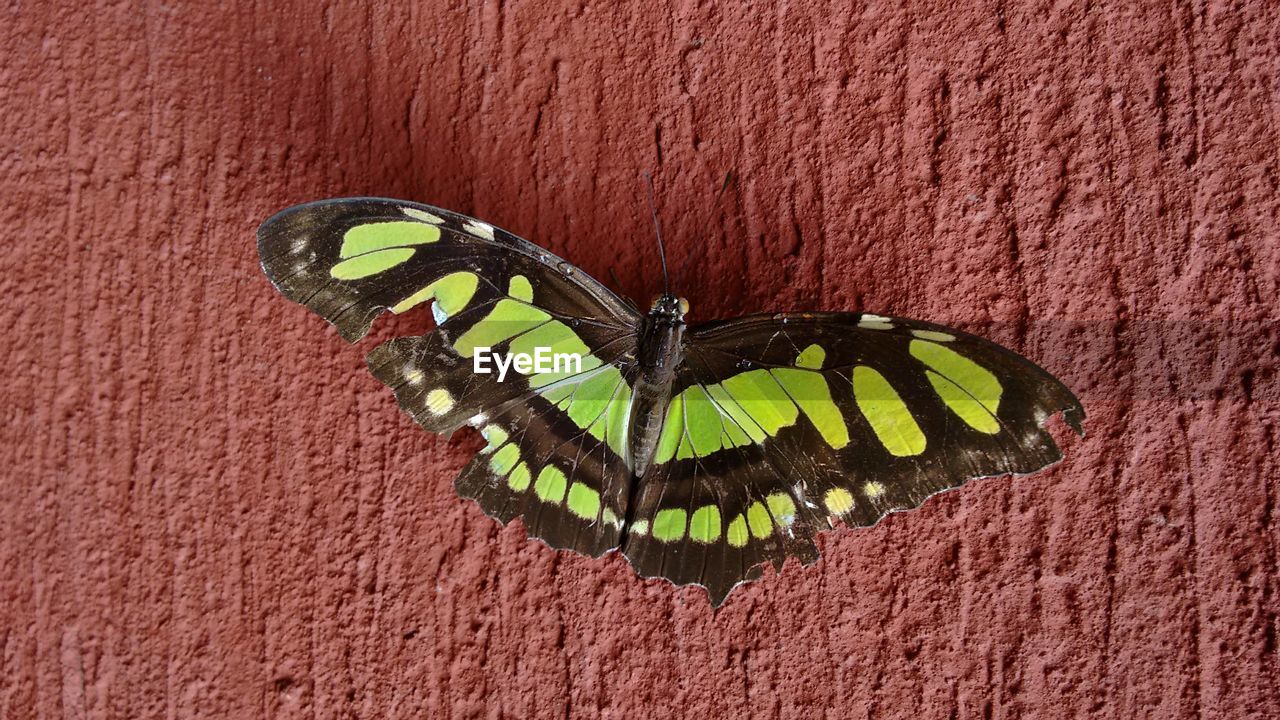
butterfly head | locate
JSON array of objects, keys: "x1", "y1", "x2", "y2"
[{"x1": 649, "y1": 295, "x2": 689, "y2": 324}]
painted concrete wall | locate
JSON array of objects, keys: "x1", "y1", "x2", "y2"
[{"x1": 3, "y1": 1, "x2": 1277, "y2": 717}]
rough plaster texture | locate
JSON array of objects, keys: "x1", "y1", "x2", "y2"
[{"x1": 3, "y1": 1, "x2": 1278, "y2": 718}]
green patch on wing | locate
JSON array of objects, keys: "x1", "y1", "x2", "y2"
[
  {"x1": 453, "y1": 300, "x2": 552, "y2": 356},
  {"x1": 910, "y1": 340, "x2": 1003, "y2": 434},
  {"x1": 654, "y1": 346, "x2": 848, "y2": 462},
  {"x1": 329, "y1": 221, "x2": 440, "y2": 280},
  {"x1": 340, "y1": 221, "x2": 440, "y2": 257},
  {"x1": 390, "y1": 271, "x2": 479, "y2": 316},
  {"x1": 567, "y1": 482, "x2": 601, "y2": 519},
  {"x1": 651, "y1": 508, "x2": 688, "y2": 542},
  {"x1": 852, "y1": 365, "x2": 926, "y2": 456},
  {"x1": 534, "y1": 466, "x2": 568, "y2": 502},
  {"x1": 689, "y1": 505, "x2": 722, "y2": 543}
]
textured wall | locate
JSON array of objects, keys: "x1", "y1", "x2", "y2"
[{"x1": 3, "y1": 1, "x2": 1278, "y2": 718}]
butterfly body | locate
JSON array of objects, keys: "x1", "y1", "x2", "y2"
[
  {"x1": 258, "y1": 196, "x2": 1084, "y2": 606},
  {"x1": 629, "y1": 295, "x2": 687, "y2": 477}
]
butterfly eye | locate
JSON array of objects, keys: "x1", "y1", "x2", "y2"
[{"x1": 678, "y1": 297, "x2": 690, "y2": 315}]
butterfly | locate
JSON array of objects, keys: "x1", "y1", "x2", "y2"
[{"x1": 258, "y1": 196, "x2": 1084, "y2": 606}]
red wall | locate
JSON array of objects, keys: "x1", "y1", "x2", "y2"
[{"x1": 4, "y1": 2, "x2": 1277, "y2": 718}]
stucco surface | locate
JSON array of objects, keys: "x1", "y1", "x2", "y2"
[{"x1": 3, "y1": 1, "x2": 1278, "y2": 718}]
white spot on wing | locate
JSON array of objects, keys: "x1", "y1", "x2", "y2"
[
  {"x1": 425, "y1": 388, "x2": 455, "y2": 415},
  {"x1": 859, "y1": 313, "x2": 894, "y2": 330},
  {"x1": 402, "y1": 207, "x2": 445, "y2": 224},
  {"x1": 911, "y1": 329, "x2": 956, "y2": 342},
  {"x1": 463, "y1": 220, "x2": 495, "y2": 241}
]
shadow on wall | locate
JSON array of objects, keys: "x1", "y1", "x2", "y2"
[{"x1": 235, "y1": 10, "x2": 811, "y2": 321}]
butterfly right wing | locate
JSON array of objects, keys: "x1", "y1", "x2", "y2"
[{"x1": 260, "y1": 198, "x2": 645, "y2": 556}]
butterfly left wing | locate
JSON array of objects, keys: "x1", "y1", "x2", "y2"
[
  {"x1": 621, "y1": 311, "x2": 1084, "y2": 605},
  {"x1": 259, "y1": 198, "x2": 644, "y2": 557}
]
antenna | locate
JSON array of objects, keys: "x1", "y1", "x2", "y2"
[{"x1": 641, "y1": 171, "x2": 671, "y2": 296}]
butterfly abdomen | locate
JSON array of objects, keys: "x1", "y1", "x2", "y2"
[{"x1": 628, "y1": 303, "x2": 687, "y2": 478}]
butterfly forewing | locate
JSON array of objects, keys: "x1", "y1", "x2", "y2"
[{"x1": 258, "y1": 198, "x2": 638, "y2": 343}]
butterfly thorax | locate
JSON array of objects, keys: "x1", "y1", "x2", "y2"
[{"x1": 628, "y1": 295, "x2": 688, "y2": 477}]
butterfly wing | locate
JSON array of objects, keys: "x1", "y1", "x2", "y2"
[
  {"x1": 366, "y1": 333, "x2": 638, "y2": 556},
  {"x1": 258, "y1": 197, "x2": 638, "y2": 342},
  {"x1": 259, "y1": 198, "x2": 644, "y2": 556},
  {"x1": 621, "y1": 311, "x2": 1084, "y2": 605}
]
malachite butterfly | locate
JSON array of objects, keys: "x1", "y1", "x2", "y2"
[{"x1": 258, "y1": 197, "x2": 1084, "y2": 606}]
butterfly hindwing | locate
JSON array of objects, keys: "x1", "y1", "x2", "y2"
[
  {"x1": 622, "y1": 442, "x2": 825, "y2": 605},
  {"x1": 623, "y1": 312, "x2": 1083, "y2": 604},
  {"x1": 453, "y1": 371, "x2": 637, "y2": 556},
  {"x1": 365, "y1": 326, "x2": 639, "y2": 556}
]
